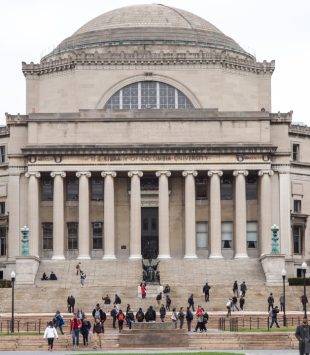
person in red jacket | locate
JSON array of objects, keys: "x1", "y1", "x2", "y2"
[
  {"x1": 117, "y1": 310, "x2": 125, "y2": 333},
  {"x1": 70, "y1": 313, "x2": 81, "y2": 349}
]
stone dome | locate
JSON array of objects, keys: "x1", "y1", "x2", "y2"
[{"x1": 44, "y1": 4, "x2": 252, "y2": 60}]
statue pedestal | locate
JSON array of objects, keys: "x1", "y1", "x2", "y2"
[
  {"x1": 15, "y1": 256, "x2": 40, "y2": 286},
  {"x1": 260, "y1": 254, "x2": 286, "y2": 286}
]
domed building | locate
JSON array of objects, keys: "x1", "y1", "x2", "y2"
[{"x1": 0, "y1": 4, "x2": 309, "y2": 296}]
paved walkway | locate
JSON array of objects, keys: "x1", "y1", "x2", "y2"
[{"x1": 0, "y1": 350, "x2": 299, "y2": 355}]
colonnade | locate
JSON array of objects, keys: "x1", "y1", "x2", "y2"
[{"x1": 24, "y1": 169, "x2": 274, "y2": 260}]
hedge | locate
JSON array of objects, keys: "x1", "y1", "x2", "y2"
[
  {"x1": 0, "y1": 279, "x2": 12, "y2": 288},
  {"x1": 288, "y1": 277, "x2": 310, "y2": 286}
]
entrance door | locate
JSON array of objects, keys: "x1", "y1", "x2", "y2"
[{"x1": 141, "y1": 207, "x2": 158, "y2": 259}]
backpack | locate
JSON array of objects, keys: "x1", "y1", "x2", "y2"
[
  {"x1": 156, "y1": 294, "x2": 162, "y2": 301},
  {"x1": 136, "y1": 312, "x2": 144, "y2": 321},
  {"x1": 95, "y1": 309, "x2": 100, "y2": 318},
  {"x1": 118, "y1": 313, "x2": 125, "y2": 321}
]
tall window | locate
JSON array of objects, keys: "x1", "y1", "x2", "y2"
[
  {"x1": 292, "y1": 143, "x2": 300, "y2": 161},
  {"x1": 0, "y1": 202, "x2": 5, "y2": 215},
  {"x1": 91, "y1": 178, "x2": 103, "y2": 200},
  {"x1": 42, "y1": 223, "x2": 53, "y2": 250},
  {"x1": 246, "y1": 222, "x2": 258, "y2": 248},
  {"x1": 105, "y1": 81, "x2": 194, "y2": 110},
  {"x1": 68, "y1": 222, "x2": 78, "y2": 250},
  {"x1": 293, "y1": 200, "x2": 302, "y2": 213},
  {"x1": 293, "y1": 225, "x2": 303, "y2": 254},
  {"x1": 246, "y1": 175, "x2": 258, "y2": 200},
  {"x1": 221, "y1": 222, "x2": 233, "y2": 248},
  {"x1": 221, "y1": 176, "x2": 233, "y2": 200},
  {"x1": 42, "y1": 175, "x2": 53, "y2": 201},
  {"x1": 0, "y1": 227, "x2": 6, "y2": 256},
  {"x1": 0, "y1": 146, "x2": 6, "y2": 163},
  {"x1": 196, "y1": 222, "x2": 208, "y2": 248},
  {"x1": 66, "y1": 177, "x2": 79, "y2": 201},
  {"x1": 196, "y1": 177, "x2": 208, "y2": 200},
  {"x1": 92, "y1": 222, "x2": 103, "y2": 249}
]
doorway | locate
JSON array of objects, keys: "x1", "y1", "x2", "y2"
[{"x1": 141, "y1": 207, "x2": 158, "y2": 259}]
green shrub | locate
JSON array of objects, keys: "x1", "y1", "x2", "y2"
[
  {"x1": 0, "y1": 279, "x2": 12, "y2": 288},
  {"x1": 288, "y1": 277, "x2": 310, "y2": 286}
]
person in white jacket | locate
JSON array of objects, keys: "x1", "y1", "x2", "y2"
[{"x1": 43, "y1": 321, "x2": 58, "y2": 351}]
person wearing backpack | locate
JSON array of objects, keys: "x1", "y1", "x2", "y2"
[
  {"x1": 203, "y1": 282, "x2": 211, "y2": 302},
  {"x1": 92, "y1": 304, "x2": 106, "y2": 325},
  {"x1": 186, "y1": 306, "x2": 193, "y2": 332},
  {"x1": 188, "y1": 294, "x2": 195, "y2": 311},
  {"x1": 110, "y1": 305, "x2": 118, "y2": 329},
  {"x1": 178, "y1": 307, "x2": 185, "y2": 329},
  {"x1": 159, "y1": 304, "x2": 166, "y2": 322},
  {"x1": 93, "y1": 317, "x2": 104, "y2": 349},
  {"x1": 156, "y1": 292, "x2": 162, "y2": 306},
  {"x1": 136, "y1": 308, "x2": 145, "y2": 322},
  {"x1": 81, "y1": 317, "x2": 91, "y2": 346},
  {"x1": 117, "y1": 310, "x2": 125, "y2": 332},
  {"x1": 53, "y1": 310, "x2": 65, "y2": 335}
]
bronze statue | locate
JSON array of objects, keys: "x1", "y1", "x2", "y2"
[{"x1": 142, "y1": 259, "x2": 160, "y2": 283}]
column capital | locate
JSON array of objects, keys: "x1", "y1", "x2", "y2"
[
  {"x1": 233, "y1": 170, "x2": 249, "y2": 177},
  {"x1": 258, "y1": 169, "x2": 274, "y2": 177},
  {"x1": 76, "y1": 171, "x2": 91, "y2": 178},
  {"x1": 50, "y1": 171, "x2": 66, "y2": 178},
  {"x1": 101, "y1": 171, "x2": 117, "y2": 178},
  {"x1": 155, "y1": 171, "x2": 171, "y2": 178},
  {"x1": 128, "y1": 171, "x2": 143, "y2": 178},
  {"x1": 25, "y1": 172, "x2": 41, "y2": 178},
  {"x1": 207, "y1": 170, "x2": 223, "y2": 177},
  {"x1": 182, "y1": 170, "x2": 198, "y2": 177}
]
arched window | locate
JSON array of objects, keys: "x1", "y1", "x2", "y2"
[{"x1": 105, "y1": 81, "x2": 194, "y2": 110}]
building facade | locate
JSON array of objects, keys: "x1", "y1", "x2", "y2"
[{"x1": 0, "y1": 4, "x2": 309, "y2": 280}]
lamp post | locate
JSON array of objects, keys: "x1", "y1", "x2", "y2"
[
  {"x1": 282, "y1": 269, "x2": 287, "y2": 326},
  {"x1": 302, "y1": 262, "x2": 307, "y2": 318},
  {"x1": 10, "y1": 271, "x2": 15, "y2": 333}
]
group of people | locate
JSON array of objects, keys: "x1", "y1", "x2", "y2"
[
  {"x1": 41, "y1": 271, "x2": 57, "y2": 281},
  {"x1": 226, "y1": 280, "x2": 247, "y2": 316}
]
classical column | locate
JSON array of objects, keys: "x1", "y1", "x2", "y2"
[
  {"x1": 182, "y1": 171, "x2": 198, "y2": 259},
  {"x1": 279, "y1": 171, "x2": 291, "y2": 256},
  {"x1": 51, "y1": 172, "x2": 66, "y2": 260},
  {"x1": 208, "y1": 170, "x2": 223, "y2": 258},
  {"x1": 259, "y1": 170, "x2": 274, "y2": 256},
  {"x1": 128, "y1": 171, "x2": 143, "y2": 259},
  {"x1": 233, "y1": 170, "x2": 249, "y2": 258},
  {"x1": 101, "y1": 171, "x2": 117, "y2": 259},
  {"x1": 8, "y1": 172, "x2": 21, "y2": 259},
  {"x1": 25, "y1": 172, "x2": 41, "y2": 257},
  {"x1": 156, "y1": 171, "x2": 171, "y2": 259},
  {"x1": 76, "y1": 172, "x2": 91, "y2": 259}
]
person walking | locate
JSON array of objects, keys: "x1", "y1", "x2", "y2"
[
  {"x1": 67, "y1": 295, "x2": 75, "y2": 313},
  {"x1": 70, "y1": 313, "x2": 81, "y2": 349},
  {"x1": 240, "y1": 281, "x2": 247, "y2": 297},
  {"x1": 76, "y1": 262, "x2": 81, "y2": 276},
  {"x1": 267, "y1": 293, "x2": 274, "y2": 312},
  {"x1": 240, "y1": 296, "x2": 245, "y2": 311},
  {"x1": 171, "y1": 308, "x2": 178, "y2": 329},
  {"x1": 226, "y1": 299, "x2": 232, "y2": 317},
  {"x1": 166, "y1": 295, "x2": 172, "y2": 311},
  {"x1": 114, "y1": 294, "x2": 122, "y2": 305},
  {"x1": 269, "y1": 306, "x2": 280, "y2": 328},
  {"x1": 110, "y1": 305, "x2": 118, "y2": 329},
  {"x1": 231, "y1": 296, "x2": 239, "y2": 311},
  {"x1": 53, "y1": 310, "x2": 65, "y2": 335},
  {"x1": 92, "y1": 304, "x2": 106, "y2": 325},
  {"x1": 159, "y1": 304, "x2": 166, "y2": 322},
  {"x1": 117, "y1": 310, "x2": 125, "y2": 332},
  {"x1": 188, "y1": 294, "x2": 195, "y2": 311},
  {"x1": 233, "y1": 281, "x2": 239, "y2": 297},
  {"x1": 203, "y1": 282, "x2": 211, "y2": 302},
  {"x1": 178, "y1": 307, "x2": 185, "y2": 329},
  {"x1": 301, "y1": 295, "x2": 309, "y2": 313},
  {"x1": 81, "y1": 317, "x2": 91, "y2": 346},
  {"x1": 126, "y1": 306, "x2": 135, "y2": 329},
  {"x1": 279, "y1": 295, "x2": 285, "y2": 312},
  {"x1": 156, "y1": 292, "x2": 162, "y2": 306},
  {"x1": 186, "y1": 306, "x2": 193, "y2": 332},
  {"x1": 93, "y1": 317, "x2": 104, "y2": 349},
  {"x1": 43, "y1": 321, "x2": 58, "y2": 351},
  {"x1": 102, "y1": 294, "x2": 111, "y2": 313},
  {"x1": 80, "y1": 271, "x2": 86, "y2": 287},
  {"x1": 295, "y1": 318, "x2": 310, "y2": 355}
]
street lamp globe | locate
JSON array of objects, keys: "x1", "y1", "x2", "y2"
[
  {"x1": 302, "y1": 262, "x2": 307, "y2": 271},
  {"x1": 10, "y1": 271, "x2": 16, "y2": 280},
  {"x1": 282, "y1": 269, "x2": 287, "y2": 277}
]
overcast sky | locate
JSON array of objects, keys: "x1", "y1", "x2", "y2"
[{"x1": 0, "y1": 0, "x2": 309, "y2": 125}]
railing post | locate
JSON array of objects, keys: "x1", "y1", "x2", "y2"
[
  {"x1": 267, "y1": 317, "x2": 270, "y2": 332},
  {"x1": 39, "y1": 319, "x2": 41, "y2": 334}
]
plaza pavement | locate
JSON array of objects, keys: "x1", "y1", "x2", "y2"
[{"x1": 0, "y1": 350, "x2": 300, "y2": 354}]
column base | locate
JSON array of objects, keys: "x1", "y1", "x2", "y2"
[
  {"x1": 234, "y1": 254, "x2": 249, "y2": 259},
  {"x1": 184, "y1": 254, "x2": 198, "y2": 259},
  {"x1": 209, "y1": 254, "x2": 223, "y2": 259},
  {"x1": 52, "y1": 255, "x2": 65, "y2": 260},
  {"x1": 158, "y1": 254, "x2": 171, "y2": 259},
  {"x1": 102, "y1": 255, "x2": 116, "y2": 260},
  {"x1": 129, "y1": 255, "x2": 142, "y2": 260},
  {"x1": 77, "y1": 255, "x2": 91, "y2": 260}
]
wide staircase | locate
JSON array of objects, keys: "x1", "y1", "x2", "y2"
[{"x1": 0, "y1": 258, "x2": 306, "y2": 313}]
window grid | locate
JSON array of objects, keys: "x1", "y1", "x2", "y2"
[
  {"x1": 42, "y1": 223, "x2": 53, "y2": 250},
  {"x1": 196, "y1": 222, "x2": 208, "y2": 248},
  {"x1": 42, "y1": 176, "x2": 53, "y2": 201},
  {"x1": 104, "y1": 81, "x2": 194, "y2": 110},
  {"x1": 0, "y1": 146, "x2": 5, "y2": 163},
  {"x1": 246, "y1": 221, "x2": 258, "y2": 249},
  {"x1": 68, "y1": 222, "x2": 78, "y2": 250},
  {"x1": 92, "y1": 222, "x2": 103, "y2": 249},
  {"x1": 0, "y1": 227, "x2": 6, "y2": 256},
  {"x1": 221, "y1": 222, "x2": 233, "y2": 249}
]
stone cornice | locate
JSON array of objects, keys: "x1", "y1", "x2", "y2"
[
  {"x1": 22, "y1": 143, "x2": 277, "y2": 156},
  {"x1": 289, "y1": 124, "x2": 310, "y2": 137},
  {"x1": 22, "y1": 52, "x2": 275, "y2": 77},
  {"x1": 0, "y1": 125, "x2": 9, "y2": 137}
]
